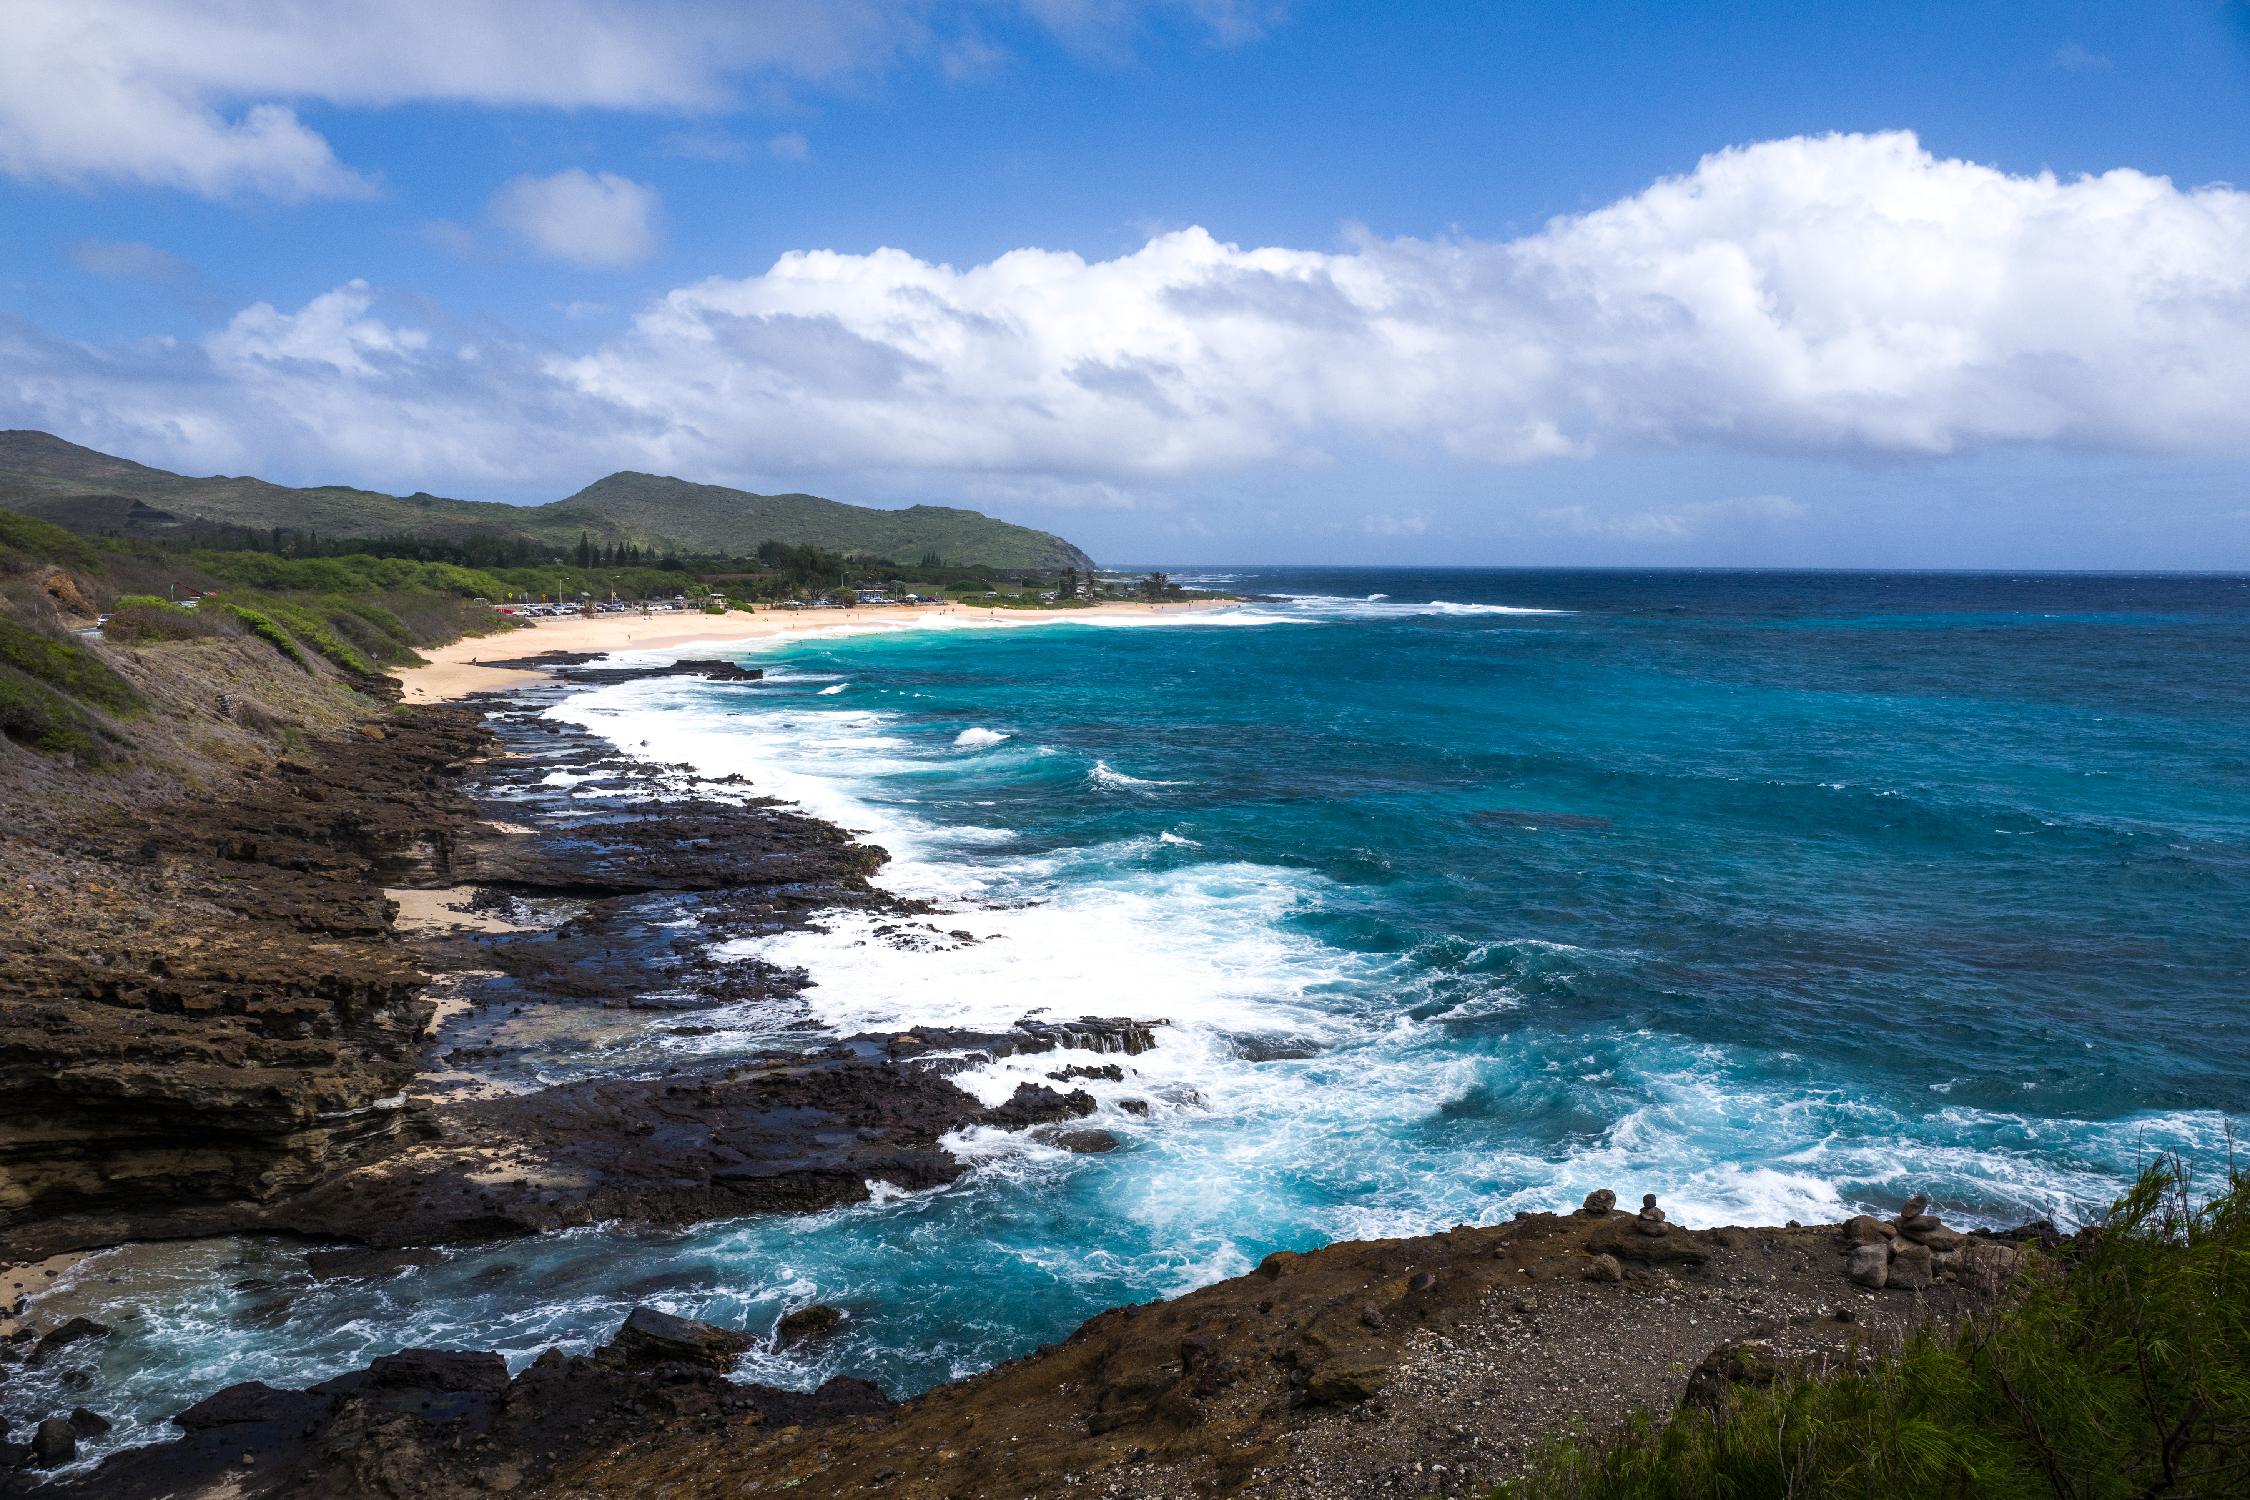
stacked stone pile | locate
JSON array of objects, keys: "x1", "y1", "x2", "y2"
[{"x1": 1840, "y1": 1193, "x2": 2017, "y2": 1291}]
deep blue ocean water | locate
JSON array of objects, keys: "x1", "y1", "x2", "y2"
[{"x1": 16, "y1": 568, "x2": 2250, "y2": 1459}]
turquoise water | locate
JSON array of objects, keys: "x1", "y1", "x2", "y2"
[{"x1": 16, "y1": 569, "x2": 2250, "y2": 1460}]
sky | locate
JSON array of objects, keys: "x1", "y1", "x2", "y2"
[{"x1": 3, "y1": 2, "x2": 2249, "y2": 567}]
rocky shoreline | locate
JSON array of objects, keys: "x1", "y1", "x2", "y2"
[
  {"x1": 3, "y1": 648, "x2": 2049, "y2": 1496},
  {"x1": 18, "y1": 1193, "x2": 2047, "y2": 1497},
  {"x1": 0, "y1": 649, "x2": 1180, "y2": 1477}
]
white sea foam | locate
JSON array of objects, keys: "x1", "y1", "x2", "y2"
[
  {"x1": 953, "y1": 726, "x2": 1011, "y2": 749},
  {"x1": 818, "y1": 683, "x2": 849, "y2": 695},
  {"x1": 1032, "y1": 607, "x2": 1310, "y2": 630},
  {"x1": 542, "y1": 635, "x2": 2169, "y2": 1257},
  {"x1": 1087, "y1": 758, "x2": 1183, "y2": 792},
  {"x1": 1280, "y1": 594, "x2": 1567, "y2": 619}
]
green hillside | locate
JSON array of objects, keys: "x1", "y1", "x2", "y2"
[
  {"x1": 550, "y1": 471, "x2": 1092, "y2": 570},
  {"x1": 0, "y1": 431, "x2": 1095, "y2": 570}
]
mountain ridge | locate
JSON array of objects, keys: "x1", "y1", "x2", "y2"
[{"x1": 0, "y1": 431, "x2": 1095, "y2": 571}]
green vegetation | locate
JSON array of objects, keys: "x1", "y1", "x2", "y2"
[
  {"x1": 0, "y1": 438, "x2": 1214, "y2": 768},
  {"x1": 555, "y1": 471, "x2": 1092, "y2": 571},
  {"x1": 102, "y1": 597, "x2": 230, "y2": 643},
  {"x1": 221, "y1": 604, "x2": 307, "y2": 668},
  {"x1": 0, "y1": 615, "x2": 139, "y2": 713},
  {"x1": 1497, "y1": 1159, "x2": 2249, "y2": 1500},
  {"x1": 0, "y1": 509, "x2": 103, "y2": 570},
  {"x1": 0, "y1": 668, "x2": 103, "y2": 759},
  {"x1": 0, "y1": 616, "x2": 139, "y2": 759},
  {"x1": 0, "y1": 429, "x2": 1096, "y2": 571}
]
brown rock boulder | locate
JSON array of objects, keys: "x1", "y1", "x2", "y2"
[
  {"x1": 776, "y1": 1305, "x2": 846, "y2": 1347},
  {"x1": 1886, "y1": 1241, "x2": 1935, "y2": 1291},
  {"x1": 1847, "y1": 1242, "x2": 1889, "y2": 1289},
  {"x1": 1300, "y1": 1359, "x2": 1390, "y2": 1406},
  {"x1": 609, "y1": 1307, "x2": 753, "y2": 1368},
  {"x1": 1840, "y1": 1215, "x2": 1891, "y2": 1245}
]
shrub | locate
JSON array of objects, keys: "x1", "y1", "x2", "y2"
[
  {"x1": 222, "y1": 604, "x2": 307, "y2": 668},
  {"x1": 0, "y1": 616, "x2": 140, "y2": 712},
  {"x1": 0, "y1": 666, "x2": 105, "y2": 759},
  {"x1": 1496, "y1": 1159, "x2": 2250, "y2": 1499},
  {"x1": 255, "y1": 599, "x2": 374, "y2": 674},
  {"x1": 103, "y1": 598, "x2": 231, "y2": 644}
]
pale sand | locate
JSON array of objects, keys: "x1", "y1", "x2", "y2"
[
  {"x1": 386, "y1": 884, "x2": 543, "y2": 936},
  {"x1": 1, "y1": 1251, "x2": 91, "y2": 1333},
  {"x1": 397, "y1": 599, "x2": 1226, "y2": 704}
]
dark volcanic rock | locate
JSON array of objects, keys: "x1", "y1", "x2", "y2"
[
  {"x1": 1050, "y1": 1063, "x2": 1124, "y2": 1083},
  {"x1": 0, "y1": 707, "x2": 492, "y2": 1259},
  {"x1": 979, "y1": 1083, "x2": 1097, "y2": 1129},
  {"x1": 775, "y1": 1304, "x2": 846, "y2": 1347},
  {"x1": 37, "y1": 1313, "x2": 893, "y2": 1500},
  {"x1": 29, "y1": 1416, "x2": 75, "y2": 1466},
  {"x1": 479, "y1": 651, "x2": 766, "y2": 684},
  {"x1": 611, "y1": 1307, "x2": 753, "y2": 1368},
  {"x1": 28, "y1": 1318, "x2": 110, "y2": 1368},
  {"x1": 860, "y1": 1017, "x2": 1161, "y2": 1076},
  {"x1": 447, "y1": 798, "x2": 882, "y2": 893},
  {"x1": 564, "y1": 656, "x2": 766, "y2": 684},
  {"x1": 263, "y1": 1049, "x2": 993, "y2": 1245},
  {"x1": 1050, "y1": 1129, "x2": 1122, "y2": 1154}
]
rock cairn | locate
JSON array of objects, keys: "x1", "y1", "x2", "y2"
[
  {"x1": 1635, "y1": 1192, "x2": 1668, "y2": 1237},
  {"x1": 1840, "y1": 1193, "x2": 2013, "y2": 1291}
]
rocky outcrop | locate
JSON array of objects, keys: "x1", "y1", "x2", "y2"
[
  {"x1": 2, "y1": 671, "x2": 1170, "y2": 1261},
  {"x1": 0, "y1": 708, "x2": 493, "y2": 1260},
  {"x1": 26, "y1": 1310, "x2": 890, "y2": 1500},
  {"x1": 5, "y1": 1187, "x2": 2042, "y2": 1498},
  {"x1": 540, "y1": 1202, "x2": 2022, "y2": 1499},
  {"x1": 492, "y1": 653, "x2": 768, "y2": 685},
  {"x1": 260, "y1": 1048, "x2": 1013, "y2": 1245}
]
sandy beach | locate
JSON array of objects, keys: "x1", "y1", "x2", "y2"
[{"x1": 397, "y1": 598, "x2": 1226, "y2": 704}]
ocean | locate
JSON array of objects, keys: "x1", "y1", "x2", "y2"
[{"x1": 16, "y1": 568, "x2": 2250, "y2": 1455}]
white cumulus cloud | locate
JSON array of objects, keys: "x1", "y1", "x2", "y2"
[
  {"x1": 0, "y1": 0, "x2": 1268, "y2": 198},
  {"x1": 550, "y1": 132, "x2": 2250, "y2": 483},
  {"x1": 5, "y1": 133, "x2": 2249, "y2": 507},
  {"x1": 491, "y1": 171, "x2": 663, "y2": 268}
]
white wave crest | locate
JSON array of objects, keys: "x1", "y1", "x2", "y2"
[
  {"x1": 1088, "y1": 759, "x2": 1184, "y2": 792},
  {"x1": 1281, "y1": 594, "x2": 1567, "y2": 619},
  {"x1": 953, "y1": 727, "x2": 1011, "y2": 749},
  {"x1": 817, "y1": 682, "x2": 849, "y2": 695}
]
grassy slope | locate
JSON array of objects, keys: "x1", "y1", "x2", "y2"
[
  {"x1": 0, "y1": 511, "x2": 511, "y2": 761},
  {"x1": 0, "y1": 431, "x2": 1096, "y2": 570}
]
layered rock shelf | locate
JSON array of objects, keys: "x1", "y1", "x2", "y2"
[{"x1": 25, "y1": 1195, "x2": 2054, "y2": 1498}]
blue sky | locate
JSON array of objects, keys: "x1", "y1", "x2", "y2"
[{"x1": 3, "y1": 1, "x2": 2248, "y2": 566}]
